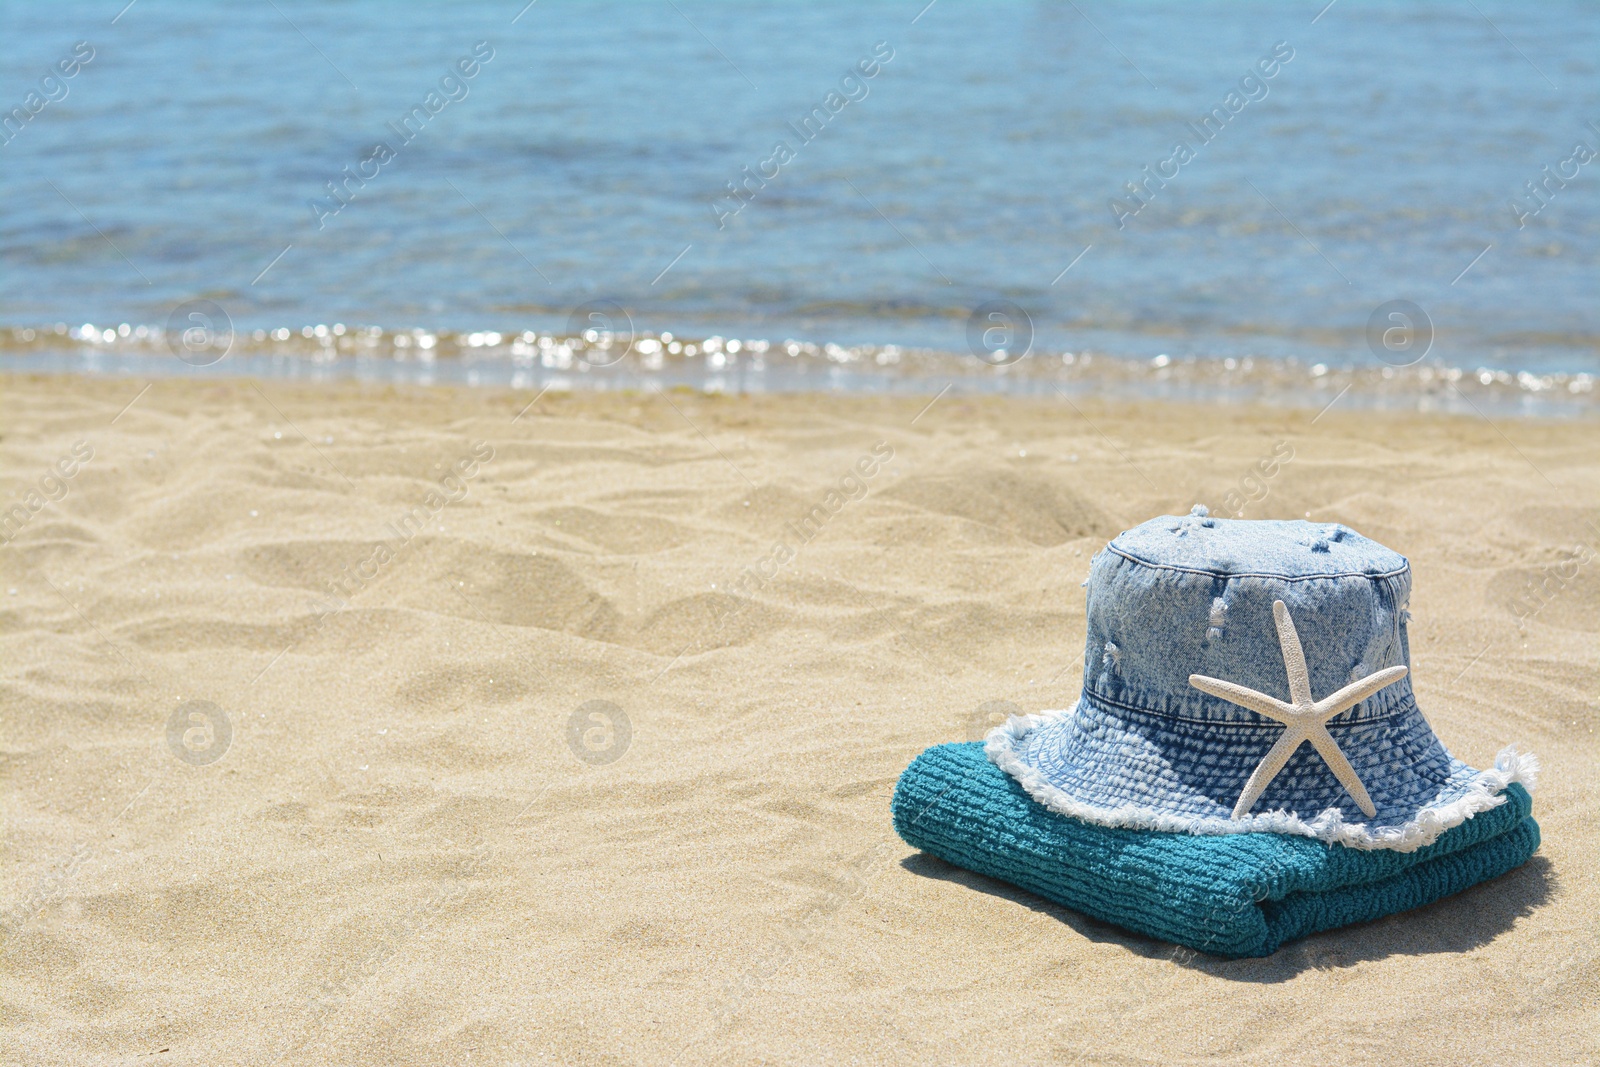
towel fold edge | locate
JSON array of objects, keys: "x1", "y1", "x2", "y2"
[{"x1": 893, "y1": 742, "x2": 1543, "y2": 959}]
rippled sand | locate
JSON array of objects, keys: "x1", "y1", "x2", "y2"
[{"x1": 2, "y1": 373, "x2": 1595, "y2": 1065}]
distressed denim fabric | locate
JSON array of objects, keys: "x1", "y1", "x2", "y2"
[{"x1": 988, "y1": 510, "x2": 1536, "y2": 851}]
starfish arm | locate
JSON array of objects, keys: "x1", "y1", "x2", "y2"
[
  {"x1": 1271, "y1": 600, "x2": 1314, "y2": 706},
  {"x1": 1189, "y1": 674, "x2": 1294, "y2": 723},
  {"x1": 1306, "y1": 722, "x2": 1378, "y2": 818},
  {"x1": 1313, "y1": 665, "x2": 1409, "y2": 720},
  {"x1": 1231, "y1": 729, "x2": 1305, "y2": 819}
]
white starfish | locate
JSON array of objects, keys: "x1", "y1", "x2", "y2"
[{"x1": 1189, "y1": 599, "x2": 1408, "y2": 820}]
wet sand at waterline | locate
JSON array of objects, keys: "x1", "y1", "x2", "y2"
[{"x1": 2, "y1": 373, "x2": 1595, "y2": 1066}]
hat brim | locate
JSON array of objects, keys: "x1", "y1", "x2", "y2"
[{"x1": 987, "y1": 692, "x2": 1537, "y2": 852}]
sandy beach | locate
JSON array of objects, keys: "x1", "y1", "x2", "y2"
[{"x1": 2, "y1": 372, "x2": 1595, "y2": 1066}]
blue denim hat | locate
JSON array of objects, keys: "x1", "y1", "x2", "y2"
[{"x1": 987, "y1": 507, "x2": 1537, "y2": 852}]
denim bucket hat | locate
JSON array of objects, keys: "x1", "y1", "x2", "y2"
[{"x1": 987, "y1": 508, "x2": 1537, "y2": 852}]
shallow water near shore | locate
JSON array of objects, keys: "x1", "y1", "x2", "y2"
[{"x1": 2, "y1": 324, "x2": 1593, "y2": 419}]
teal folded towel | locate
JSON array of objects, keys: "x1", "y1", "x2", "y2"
[{"x1": 892, "y1": 742, "x2": 1540, "y2": 959}]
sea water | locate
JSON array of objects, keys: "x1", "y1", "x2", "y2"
[{"x1": 1, "y1": 0, "x2": 1595, "y2": 414}]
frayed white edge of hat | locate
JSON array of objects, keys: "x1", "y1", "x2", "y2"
[{"x1": 985, "y1": 703, "x2": 1539, "y2": 854}]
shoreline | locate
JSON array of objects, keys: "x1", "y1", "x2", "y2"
[
  {"x1": 3, "y1": 346, "x2": 1597, "y2": 422},
  {"x1": 6, "y1": 365, "x2": 1600, "y2": 424}
]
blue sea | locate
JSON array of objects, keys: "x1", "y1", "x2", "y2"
[{"x1": 2, "y1": 0, "x2": 1596, "y2": 414}]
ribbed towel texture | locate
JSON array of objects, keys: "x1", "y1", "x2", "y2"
[{"x1": 893, "y1": 742, "x2": 1540, "y2": 958}]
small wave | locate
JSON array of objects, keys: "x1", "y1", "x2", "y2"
[{"x1": 0, "y1": 321, "x2": 1594, "y2": 419}]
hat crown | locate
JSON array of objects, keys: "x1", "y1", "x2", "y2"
[
  {"x1": 1084, "y1": 511, "x2": 1412, "y2": 723},
  {"x1": 990, "y1": 509, "x2": 1525, "y2": 850}
]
